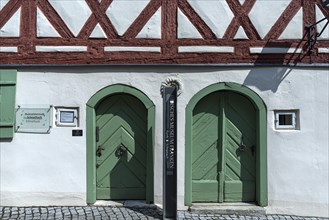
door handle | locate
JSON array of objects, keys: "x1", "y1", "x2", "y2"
[
  {"x1": 238, "y1": 144, "x2": 256, "y2": 155},
  {"x1": 96, "y1": 146, "x2": 104, "y2": 157},
  {"x1": 115, "y1": 144, "x2": 127, "y2": 157},
  {"x1": 238, "y1": 143, "x2": 247, "y2": 152}
]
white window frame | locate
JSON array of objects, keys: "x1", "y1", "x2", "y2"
[
  {"x1": 55, "y1": 107, "x2": 79, "y2": 127},
  {"x1": 274, "y1": 110, "x2": 298, "y2": 130}
]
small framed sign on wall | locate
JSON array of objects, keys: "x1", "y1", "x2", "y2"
[
  {"x1": 55, "y1": 107, "x2": 79, "y2": 127},
  {"x1": 15, "y1": 105, "x2": 52, "y2": 133}
]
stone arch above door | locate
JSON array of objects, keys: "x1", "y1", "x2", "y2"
[
  {"x1": 86, "y1": 84, "x2": 155, "y2": 204},
  {"x1": 185, "y1": 82, "x2": 268, "y2": 207}
]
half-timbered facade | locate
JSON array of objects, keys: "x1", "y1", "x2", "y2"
[
  {"x1": 0, "y1": 0, "x2": 328, "y2": 217},
  {"x1": 0, "y1": 0, "x2": 328, "y2": 63}
]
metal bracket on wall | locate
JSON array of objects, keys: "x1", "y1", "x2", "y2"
[
  {"x1": 305, "y1": 16, "x2": 329, "y2": 55},
  {"x1": 305, "y1": 1, "x2": 329, "y2": 55}
]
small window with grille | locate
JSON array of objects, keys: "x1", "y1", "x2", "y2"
[{"x1": 274, "y1": 110, "x2": 299, "y2": 130}]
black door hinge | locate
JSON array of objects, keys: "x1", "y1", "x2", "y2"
[{"x1": 96, "y1": 126, "x2": 99, "y2": 142}]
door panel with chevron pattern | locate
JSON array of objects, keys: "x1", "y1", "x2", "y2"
[
  {"x1": 95, "y1": 94, "x2": 147, "y2": 200},
  {"x1": 192, "y1": 93, "x2": 221, "y2": 202},
  {"x1": 192, "y1": 91, "x2": 256, "y2": 202},
  {"x1": 223, "y1": 92, "x2": 256, "y2": 202}
]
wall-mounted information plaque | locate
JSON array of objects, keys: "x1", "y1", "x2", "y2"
[{"x1": 15, "y1": 106, "x2": 52, "y2": 133}]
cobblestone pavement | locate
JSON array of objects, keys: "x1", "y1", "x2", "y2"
[{"x1": 0, "y1": 206, "x2": 328, "y2": 220}]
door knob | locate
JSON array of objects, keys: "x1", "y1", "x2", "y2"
[
  {"x1": 238, "y1": 137, "x2": 247, "y2": 152},
  {"x1": 239, "y1": 143, "x2": 247, "y2": 152},
  {"x1": 96, "y1": 146, "x2": 104, "y2": 157},
  {"x1": 116, "y1": 144, "x2": 127, "y2": 157},
  {"x1": 238, "y1": 144, "x2": 256, "y2": 155}
]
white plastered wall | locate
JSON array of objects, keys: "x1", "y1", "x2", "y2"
[{"x1": 0, "y1": 66, "x2": 328, "y2": 217}]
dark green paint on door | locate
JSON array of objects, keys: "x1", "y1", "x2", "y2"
[
  {"x1": 95, "y1": 94, "x2": 147, "y2": 200},
  {"x1": 192, "y1": 91, "x2": 256, "y2": 203}
]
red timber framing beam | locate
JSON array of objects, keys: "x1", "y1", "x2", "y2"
[{"x1": 0, "y1": 0, "x2": 328, "y2": 65}]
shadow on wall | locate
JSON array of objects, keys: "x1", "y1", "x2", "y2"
[
  {"x1": 243, "y1": 29, "x2": 313, "y2": 92},
  {"x1": 243, "y1": 67, "x2": 292, "y2": 93},
  {"x1": 243, "y1": 44, "x2": 298, "y2": 92}
]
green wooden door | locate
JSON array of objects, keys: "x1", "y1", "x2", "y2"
[
  {"x1": 192, "y1": 91, "x2": 256, "y2": 202},
  {"x1": 95, "y1": 94, "x2": 147, "y2": 200}
]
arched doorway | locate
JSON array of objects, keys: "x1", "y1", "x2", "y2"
[
  {"x1": 185, "y1": 83, "x2": 267, "y2": 206},
  {"x1": 86, "y1": 84, "x2": 155, "y2": 204}
]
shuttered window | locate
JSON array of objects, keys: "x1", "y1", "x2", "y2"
[{"x1": 0, "y1": 69, "x2": 17, "y2": 139}]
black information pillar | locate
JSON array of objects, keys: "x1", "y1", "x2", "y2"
[{"x1": 163, "y1": 86, "x2": 177, "y2": 219}]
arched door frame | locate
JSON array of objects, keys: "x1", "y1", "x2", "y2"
[
  {"x1": 185, "y1": 82, "x2": 268, "y2": 207},
  {"x1": 86, "y1": 84, "x2": 155, "y2": 204}
]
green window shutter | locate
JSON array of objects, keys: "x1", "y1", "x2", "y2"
[{"x1": 0, "y1": 69, "x2": 17, "y2": 139}]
